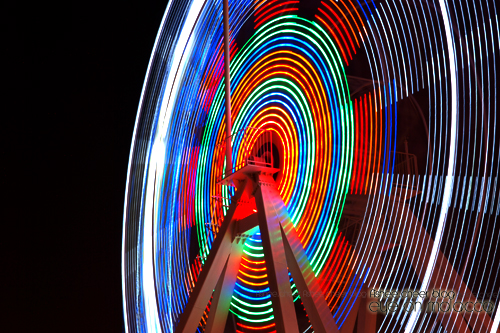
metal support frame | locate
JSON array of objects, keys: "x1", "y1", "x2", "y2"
[
  {"x1": 174, "y1": 179, "x2": 249, "y2": 333},
  {"x1": 204, "y1": 243, "x2": 244, "y2": 332},
  {"x1": 174, "y1": 171, "x2": 340, "y2": 333},
  {"x1": 176, "y1": 173, "x2": 498, "y2": 333},
  {"x1": 254, "y1": 174, "x2": 300, "y2": 333}
]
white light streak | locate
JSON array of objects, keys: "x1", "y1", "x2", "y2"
[{"x1": 405, "y1": 0, "x2": 458, "y2": 331}]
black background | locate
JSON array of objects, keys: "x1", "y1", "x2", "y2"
[{"x1": 6, "y1": 1, "x2": 168, "y2": 331}]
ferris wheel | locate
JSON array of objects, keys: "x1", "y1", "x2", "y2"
[{"x1": 122, "y1": 0, "x2": 500, "y2": 332}]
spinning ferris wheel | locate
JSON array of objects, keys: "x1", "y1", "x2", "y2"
[{"x1": 122, "y1": 0, "x2": 500, "y2": 332}]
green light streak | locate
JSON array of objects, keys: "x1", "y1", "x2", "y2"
[
  {"x1": 230, "y1": 302, "x2": 273, "y2": 315},
  {"x1": 229, "y1": 309, "x2": 274, "y2": 323},
  {"x1": 231, "y1": 296, "x2": 272, "y2": 308},
  {"x1": 243, "y1": 249, "x2": 264, "y2": 257},
  {"x1": 244, "y1": 243, "x2": 263, "y2": 251}
]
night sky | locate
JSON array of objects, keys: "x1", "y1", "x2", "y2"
[{"x1": 6, "y1": 1, "x2": 168, "y2": 331}]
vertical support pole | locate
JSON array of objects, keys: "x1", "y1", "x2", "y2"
[
  {"x1": 223, "y1": 0, "x2": 232, "y2": 177},
  {"x1": 254, "y1": 173, "x2": 299, "y2": 333}
]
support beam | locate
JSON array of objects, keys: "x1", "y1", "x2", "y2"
[
  {"x1": 175, "y1": 180, "x2": 248, "y2": 333},
  {"x1": 339, "y1": 294, "x2": 359, "y2": 333},
  {"x1": 357, "y1": 286, "x2": 376, "y2": 333},
  {"x1": 254, "y1": 173, "x2": 300, "y2": 333},
  {"x1": 205, "y1": 243, "x2": 244, "y2": 333},
  {"x1": 177, "y1": 171, "x2": 350, "y2": 333},
  {"x1": 281, "y1": 220, "x2": 339, "y2": 333},
  {"x1": 255, "y1": 173, "x2": 339, "y2": 333},
  {"x1": 236, "y1": 212, "x2": 259, "y2": 234}
]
